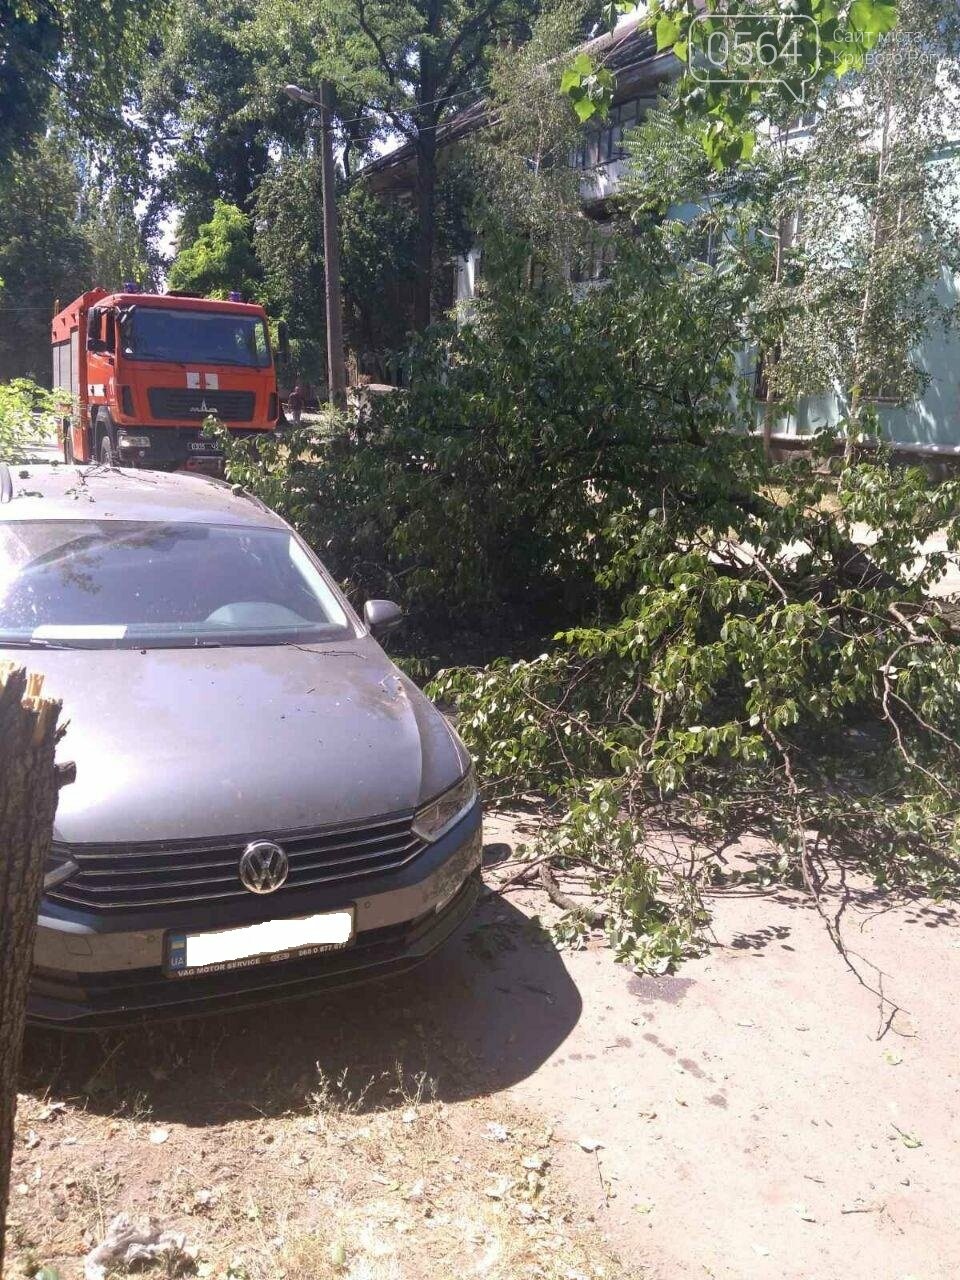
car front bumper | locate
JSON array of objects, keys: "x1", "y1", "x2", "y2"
[{"x1": 29, "y1": 803, "x2": 482, "y2": 1028}]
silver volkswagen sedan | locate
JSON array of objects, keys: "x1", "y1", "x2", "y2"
[{"x1": 0, "y1": 463, "x2": 481, "y2": 1026}]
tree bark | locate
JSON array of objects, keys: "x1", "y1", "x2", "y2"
[
  {"x1": 846, "y1": 91, "x2": 894, "y2": 466},
  {"x1": 412, "y1": 0, "x2": 440, "y2": 334},
  {"x1": 319, "y1": 80, "x2": 347, "y2": 411},
  {"x1": 413, "y1": 123, "x2": 438, "y2": 332},
  {"x1": 0, "y1": 665, "x2": 62, "y2": 1275},
  {"x1": 761, "y1": 212, "x2": 786, "y2": 461}
]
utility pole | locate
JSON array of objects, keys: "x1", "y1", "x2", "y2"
[
  {"x1": 284, "y1": 82, "x2": 347, "y2": 411},
  {"x1": 318, "y1": 82, "x2": 347, "y2": 411}
]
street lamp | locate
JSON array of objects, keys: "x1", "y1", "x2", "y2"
[
  {"x1": 284, "y1": 84, "x2": 317, "y2": 105},
  {"x1": 284, "y1": 82, "x2": 347, "y2": 411}
]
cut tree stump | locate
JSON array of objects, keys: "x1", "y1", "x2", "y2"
[{"x1": 0, "y1": 664, "x2": 62, "y2": 1275}]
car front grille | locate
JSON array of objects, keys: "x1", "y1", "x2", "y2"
[
  {"x1": 147, "y1": 388, "x2": 256, "y2": 422},
  {"x1": 46, "y1": 814, "x2": 426, "y2": 912}
]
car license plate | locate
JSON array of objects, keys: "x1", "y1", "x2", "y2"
[{"x1": 165, "y1": 908, "x2": 355, "y2": 977}]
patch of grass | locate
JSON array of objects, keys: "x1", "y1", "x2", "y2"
[{"x1": 11, "y1": 1059, "x2": 627, "y2": 1280}]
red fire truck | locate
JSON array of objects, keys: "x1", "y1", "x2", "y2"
[{"x1": 51, "y1": 286, "x2": 287, "y2": 469}]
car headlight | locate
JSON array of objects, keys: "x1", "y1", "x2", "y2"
[
  {"x1": 43, "y1": 851, "x2": 78, "y2": 892},
  {"x1": 412, "y1": 769, "x2": 477, "y2": 842}
]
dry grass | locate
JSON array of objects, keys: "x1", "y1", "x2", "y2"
[
  {"x1": 7, "y1": 883, "x2": 629, "y2": 1280},
  {"x1": 8, "y1": 1054, "x2": 625, "y2": 1280}
]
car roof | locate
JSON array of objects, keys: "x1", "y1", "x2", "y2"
[{"x1": 0, "y1": 463, "x2": 288, "y2": 530}]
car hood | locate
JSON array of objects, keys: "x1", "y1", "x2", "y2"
[{"x1": 10, "y1": 638, "x2": 468, "y2": 845}]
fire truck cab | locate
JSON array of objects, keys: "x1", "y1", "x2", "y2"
[{"x1": 51, "y1": 287, "x2": 285, "y2": 469}]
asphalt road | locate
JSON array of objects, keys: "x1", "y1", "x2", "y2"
[{"x1": 23, "y1": 439, "x2": 62, "y2": 464}]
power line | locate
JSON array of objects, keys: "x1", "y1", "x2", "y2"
[
  {"x1": 329, "y1": 83, "x2": 488, "y2": 129},
  {"x1": 330, "y1": 32, "x2": 664, "y2": 133}
]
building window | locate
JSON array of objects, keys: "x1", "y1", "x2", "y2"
[
  {"x1": 862, "y1": 367, "x2": 905, "y2": 404},
  {"x1": 570, "y1": 234, "x2": 618, "y2": 283},
  {"x1": 777, "y1": 108, "x2": 818, "y2": 140},
  {"x1": 789, "y1": 108, "x2": 818, "y2": 133},
  {"x1": 569, "y1": 98, "x2": 641, "y2": 170},
  {"x1": 690, "y1": 223, "x2": 720, "y2": 268}
]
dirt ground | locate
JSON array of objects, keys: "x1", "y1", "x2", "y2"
[
  {"x1": 481, "y1": 812, "x2": 960, "y2": 1280},
  {"x1": 9, "y1": 812, "x2": 960, "y2": 1280}
]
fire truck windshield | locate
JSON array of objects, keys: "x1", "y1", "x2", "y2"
[{"x1": 119, "y1": 307, "x2": 271, "y2": 368}]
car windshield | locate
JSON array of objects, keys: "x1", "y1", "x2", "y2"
[
  {"x1": 0, "y1": 521, "x2": 354, "y2": 648},
  {"x1": 120, "y1": 307, "x2": 271, "y2": 368}
]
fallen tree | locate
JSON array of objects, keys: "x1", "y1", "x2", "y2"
[{"x1": 432, "y1": 445, "x2": 960, "y2": 967}]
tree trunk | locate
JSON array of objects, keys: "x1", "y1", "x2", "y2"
[
  {"x1": 413, "y1": 125, "x2": 438, "y2": 332},
  {"x1": 845, "y1": 92, "x2": 894, "y2": 466},
  {"x1": 0, "y1": 665, "x2": 62, "y2": 1275},
  {"x1": 413, "y1": 4, "x2": 440, "y2": 335},
  {"x1": 761, "y1": 212, "x2": 786, "y2": 461}
]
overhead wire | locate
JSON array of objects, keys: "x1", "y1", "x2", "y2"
[{"x1": 321, "y1": 26, "x2": 661, "y2": 131}]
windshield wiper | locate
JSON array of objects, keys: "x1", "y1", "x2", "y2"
[
  {"x1": 0, "y1": 637, "x2": 77, "y2": 650},
  {"x1": 121, "y1": 637, "x2": 225, "y2": 649}
]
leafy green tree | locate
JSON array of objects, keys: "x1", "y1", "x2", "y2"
[
  {"x1": 0, "y1": 0, "x2": 157, "y2": 171},
  {"x1": 773, "y1": 0, "x2": 960, "y2": 459},
  {"x1": 219, "y1": 231, "x2": 753, "y2": 635},
  {"x1": 253, "y1": 0, "x2": 543, "y2": 330},
  {"x1": 168, "y1": 200, "x2": 262, "y2": 299},
  {"x1": 253, "y1": 152, "x2": 328, "y2": 381},
  {"x1": 620, "y1": 0, "x2": 960, "y2": 458},
  {"x1": 339, "y1": 184, "x2": 419, "y2": 373},
  {"x1": 0, "y1": 137, "x2": 91, "y2": 382},
  {"x1": 140, "y1": 0, "x2": 291, "y2": 241},
  {"x1": 256, "y1": 144, "x2": 469, "y2": 380},
  {"x1": 469, "y1": 0, "x2": 598, "y2": 292},
  {"x1": 0, "y1": 0, "x2": 60, "y2": 167},
  {"x1": 79, "y1": 180, "x2": 156, "y2": 292},
  {"x1": 0, "y1": 379, "x2": 59, "y2": 461}
]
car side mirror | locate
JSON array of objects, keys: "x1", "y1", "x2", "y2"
[{"x1": 364, "y1": 599, "x2": 403, "y2": 638}]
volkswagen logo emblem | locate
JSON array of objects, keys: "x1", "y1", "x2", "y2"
[{"x1": 239, "y1": 841, "x2": 289, "y2": 894}]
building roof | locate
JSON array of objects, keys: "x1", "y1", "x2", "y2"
[
  {"x1": 361, "y1": 16, "x2": 677, "y2": 192},
  {"x1": 0, "y1": 464, "x2": 284, "y2": 529}
]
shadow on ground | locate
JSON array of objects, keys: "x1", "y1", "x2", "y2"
[{"x1": 19, "y1": 892, "x2": 581, "y2": 1127}]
